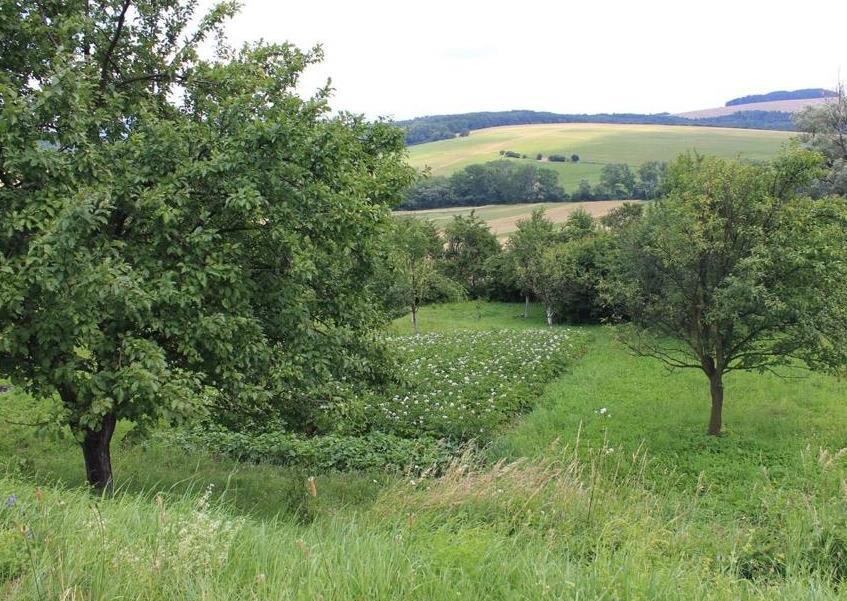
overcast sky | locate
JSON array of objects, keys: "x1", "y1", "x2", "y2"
[{"x1": 202, "y1": 0, "x2": 847, "y2": 120}]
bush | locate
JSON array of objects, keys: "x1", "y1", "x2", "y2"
[
  {"x1": 548, "y1": 154, "x2": 568, "y2": 162},
  {"x1": 503, "y1": 150, "x2": 522, "y2": 159},
  {"x1": 536, "y1": 153, "x2": 543, "y2": 160},
  {"x1": 571, "y1": 154, "x2": 580, "y2": 162},
  {"x1": 161, "y1": 428, "x2": 458, "y2": 474}
]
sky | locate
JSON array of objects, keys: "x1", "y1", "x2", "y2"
[{"x1": 200, "y1": 0, "x2": 847, "y2": 121}]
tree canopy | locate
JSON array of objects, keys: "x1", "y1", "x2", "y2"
[
  {"x1": 606, "y1": 150, "x2": 847, "y2": 435},
  {"x1": 0, "y1": 0, "x2": 414, "y2": 489}
]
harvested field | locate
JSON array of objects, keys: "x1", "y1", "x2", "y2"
[{"x1": 395, "y1": 200, "x2": 633, "y2": 238}]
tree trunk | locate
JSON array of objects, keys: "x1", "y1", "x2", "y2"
[
  {"x1": 411, "y1": 305, "x2": 419, "y2": 336},
  {"x1": 81, "y1": 412, "x2": 117, "y2": 493},
  {"x1": 708, "y1": 373, "x2": 724, "y2": 436},
  {"x1": 523, "y1": 294, "x2": 529, "y2": 318},
  {"x1": 545, "y1": 304, "x2": 554, "y2": 327}
]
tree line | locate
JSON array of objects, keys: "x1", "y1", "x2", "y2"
[{"x1": 400, "y1": 160, "x2": 667, "y2": 209}]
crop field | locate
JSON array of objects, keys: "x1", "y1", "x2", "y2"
[
  {"x1": 407, "y1": 123, "x2": 793, "y2": 191},
  {"x1": 395, "y1": 200, "x2": 631, "y2": 237}
]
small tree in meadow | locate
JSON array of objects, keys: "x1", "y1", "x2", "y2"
[
  {"x1": 607, "y1": 150, "x2": 847, "y2": 435},
  {"x1": 388, "y1": 219, "x2": 464, "y2": 335},
  {"x1": 504, "y1": 209, "x2": 557, "y2": 317}
]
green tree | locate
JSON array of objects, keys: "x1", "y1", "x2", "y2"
[
  {"x1": 636, "y1": 161, "x2": 667, "y2": 199},
  {"x1": 385, "y1": 219, "x2": 463, "y2": 335},
  {"x1": 503, "y1": 209, "x2": 557, "y2": 317},
  {"x1": 598, "y1": 163, "x2": 637, "y2": 198},
  {"x1": 0, "y1": 1, "x2": 414, "y2": 489},
  {"x1": 442, "y1": 212, "x2": 500, "y2": 297},
  {"x1": 607, "y1": 151, "x2": 847, "y2": 435},
  {"x1": 795, "y1": 84, "x2": 847, "y2": 196},
  {"x1": 600, "y1": 202, "x2": 644, "y2": 230},
  {"x1": 527, "y1": 210, "x2": 605, "y2": 325}
]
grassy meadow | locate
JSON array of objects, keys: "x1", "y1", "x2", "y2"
[
  {"x1": 4, "y1": 301, "x2": 847, "y2": 599},
  {"x1": 407, "y1": 123, "x2": 793, "y2": 190}
]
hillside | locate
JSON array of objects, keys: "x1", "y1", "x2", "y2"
[
  {"x1": 399, "y1": 109, "x2": 795, "y2": 145},
  {"x1": 725, "y1": 88, "x2": 835, "y2": 106},
  {"x1": 677, "y1": 97, "x2": 832, "y2": 119},
  {"x1": 407, "y1": 123, "x2": 793, "y2": 191}
]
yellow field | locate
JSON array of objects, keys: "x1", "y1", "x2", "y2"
[
  {"x1": 407, "y1": 123, "x2": 793, "y2": 191},
  {"x1": 396, "y1": 200, "x2": 631, "y2": 238}
]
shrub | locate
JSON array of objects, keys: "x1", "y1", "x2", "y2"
[
  {"x1": 548, "y1": 154, "x2": 568, "y2": 162},
  {"x1": 161, "y1": 429, "x2": 457, "y2": 474}
]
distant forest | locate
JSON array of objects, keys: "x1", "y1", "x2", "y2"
[
  {"x1": 399, "y1": 110, "x2": 795, "y2": 145},
  {"x1": 725, "y1": 88, "x2": 835, "y2": 107}
]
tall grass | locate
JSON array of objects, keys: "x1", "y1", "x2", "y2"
[
  {"x1": 4, "y1": 302, "x2": 847, "y2": 599},
  {"x1": 4, "y1": 439, "x2": 847, "y2": 600}
]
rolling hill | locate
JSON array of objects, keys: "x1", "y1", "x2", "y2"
[
  {"x1": 407, "y1": 123, "x2": 793, "y2": 191},
  {"x1": 676, "y1": 97, "x2": 832, "y2": 119}
]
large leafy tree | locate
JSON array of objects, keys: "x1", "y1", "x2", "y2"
[
  {"x1": 0, "y1": 0, "x2": 414, "y2": 489},
  {"x1": 607, "y1": 150, "x2": 847, "y2": 436}
]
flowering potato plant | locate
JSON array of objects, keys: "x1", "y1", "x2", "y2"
[{"x1": 336, "y1": 329, "x2": 586, "y2": 441}]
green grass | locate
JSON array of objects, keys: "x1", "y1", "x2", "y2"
[
  {"x1": 408, "y1": 123, "x2": 793, "y2": 190},
  {"x1": 388, "y1": 300, "x2": 549, "y2": 334},
  {"x1": 4, "y1": 301, "x2": 847, "y2": 599}
]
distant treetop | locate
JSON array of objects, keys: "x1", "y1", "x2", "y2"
[{"x1": 725, "y1": 88, "x2": 836, "y2": 107}]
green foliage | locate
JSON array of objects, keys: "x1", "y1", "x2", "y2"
[
  {"x1": 522, "y1": 209, "x2": 611, "y2": 325},
  {"x1": 162, "y1": 428, "x2": 457, "y2": 474},
  {"x1": 597, "y1": 163, "x2": 637, "y2": 198},
  {"x1": 501, "y1": 208, "x2": 557, "y2": 300},
  {"x1": 442, "y1": 212, "x2": 501, "y2": 297},
  {"x1": 599, "y1": 201, "x2": 645, "y2": 230},
  {"x1": 375, "y1": 218, "x2": 464, "y2": 326},
  {"x1": 795, "y1": 84, "x2": 847, "y2": 195},
  {"x1": 401, "y1": 160, "x2": 565, "y2": 210},
  {"x1": 636, "y1": 160, "x2": 668, "y2": 198},
  {"x1": 0, "y1": 0, "x2": 415, "y2": 486},
  {"x1": 606, "y1": 149, "x2": 847, "y2": 433}
]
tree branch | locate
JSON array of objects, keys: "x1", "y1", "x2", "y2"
[{"x1": 100, "y1": 0, "x2": 133, "y2": 89}]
